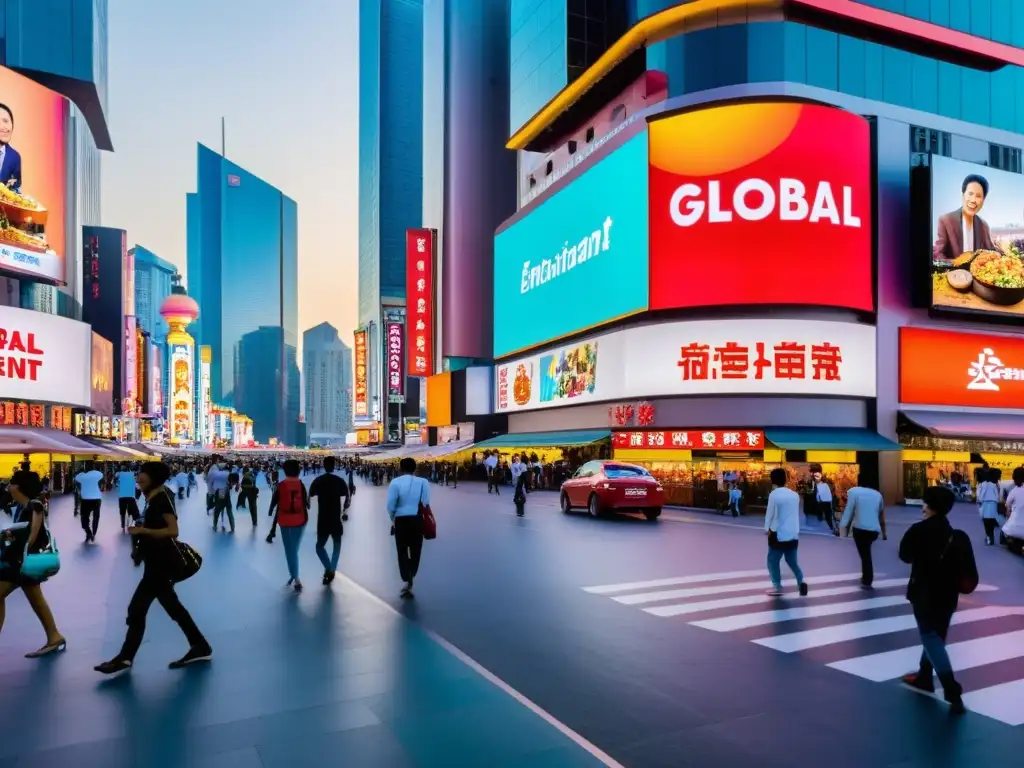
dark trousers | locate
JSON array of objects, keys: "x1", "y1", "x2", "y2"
[
  {"x1": 913, "y1": 604, "x2": 955, "y2": 679},
  {"x1": 238, "y1": 488, "x2": 258, "y2": 525},
  {"x1": 487, "y1": 468, "x2": 499, "y2": 494},
  {"x1": 818, "y1": 500, "x2": 835, "y2": 531},
  {"x1": 118, "y1": 497, "x2": 139, "y2": 529},
  {"x1": 119, "y1": 570, "x2": 206, "y2": 661},
  {"x1": 80, "y1": 499, "x2": 101, "y2": 538},
  {"x1": 394, "y1": 515, "x2": 423, "y2": 582},
  {"x1": 213, "y1": 494, "x2": 234, "y2": 530},
  {"x1": 852, "y1": 528, "x2": 878, "y2": 586},
  {"x1": 982, "y1": 517, "x2": 998, "y2": 541}
]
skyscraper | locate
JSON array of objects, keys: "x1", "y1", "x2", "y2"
[
  {"x1": 358, "y1": 0, "x2": 424, "y2": 428},
  {"x1": 303, "y1": 322, "x2": 353, "y2": 437},
  {"x1": 132, "y1": 246, "x2": 177, "y2": 345},
  {"x1": 186, "y1": 144, "x2": 299, "y2": 445}
]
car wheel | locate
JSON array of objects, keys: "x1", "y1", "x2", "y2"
[
  {"x1": 588, "y1": 494, "x2": 602, "y2": 518},
  {"x1": 560, "y1": 492, "x2": 572, "y2": 514},
  {"x1": 644, "y1": 507, "x2": 661, "y2": 521}
]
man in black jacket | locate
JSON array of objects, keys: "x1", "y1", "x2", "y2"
[{"x1": 898, "y1": 485, "x2": 976, "y2": 715}]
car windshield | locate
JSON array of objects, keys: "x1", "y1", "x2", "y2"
[{"x1": 603, "y1": 465, "x2": 650, "y2": 479}]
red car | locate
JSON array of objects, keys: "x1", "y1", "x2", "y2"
[{"x1": 560, "y1": 460, "x2": 664, "y2": 520}]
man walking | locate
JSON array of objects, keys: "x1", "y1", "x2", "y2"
[
  {"x1": 484, "y1": 451, "x2": 499, "y2": 495},
  {"x1": 206, "y1": 456, "x2": 233, "y2": 533},
  {"x1": 309, "y1": 456, "x2": 350, "y2": 585},
  {"x1": 839, "y1": 475, "x2": 886, "y2": 589},
  {"x1": 764, "y1": 468, "x2": 809, "y2": 597},
  {"x1": 116, "y1": 463, "x2": 139, "y2": 533},
  {"x1": 75, "y1": 461, "x2": 104, "y2": 543}
]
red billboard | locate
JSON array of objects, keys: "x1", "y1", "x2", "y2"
[
  {"x1": 612, "y1": 430, "x2": 765, "y2": 450},
  {"x1": 648, "y1": 101, "x2": 873, "y2": 313},
  {"x1": 405, "y1": 228, "x2": 435, "y2": 377},
  {"x1": 354, "y1": 329, "x2": 368, "y2": 417},
  {"x1": 386, "y1": 321, "x2": 405, "y2": 399}
]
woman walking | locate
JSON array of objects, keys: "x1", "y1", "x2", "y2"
[
  {"x1": 268, "y1": 460, "x2": 309, "y2": 591},
  {"x1": 95, "y1": 462, "x2": 211, "y2": 674},
  {"x1": 976, "y1": 468, "x2": 1001, "y2": 545},
  {"x1": 0, "y1": 472, "x2": 66, "y2": 658},
  {"x1": 386, "y1": 458, "x2": 430, "y2": 597}
]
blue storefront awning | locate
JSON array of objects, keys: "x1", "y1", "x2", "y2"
[
  {"x1": 473, "y1": 429, "x2": 611, "y2": 449},
  {"x1": 764, "y1": 427, "x2": 902, "y2": 452}
]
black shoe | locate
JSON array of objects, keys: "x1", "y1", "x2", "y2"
[
  {"x1": 938, "y1": 673, "x2": 966, "y2": 714},
  {"x1": 95, "y1": 658, "x2": 132, "y2": 675},
  {"x1": 322, "y1": 571, "x2": 331, "y2": 585},
  {"x1": 169, "y1": 644, "x2": 213, "y2": 669},
  {"x1": 901, "y1": 671, "x2": 935, "y2": 693},
  {"x1": 266, "y1": 534, "x2": 275, "y2": 544},
  {"x1": 798, "y1": 582, "x2": 809, "y2": 596}
]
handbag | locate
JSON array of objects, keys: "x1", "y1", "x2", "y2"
[
  {"x1": 417, "y1": 480, "x2": 437, "y2": 540},
  {"x1": 167, "y1": 540, "x2": 203, "y2": 583},
  {"x1": 21, "y1": 503, "x2": 60, "y2": 581}
]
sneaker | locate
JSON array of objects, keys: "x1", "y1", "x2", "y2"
[
  {"x1": 94, "y1": 658, "x2": 132, "y2": 675},
  {"x1": 799, "y1": 582, "x2": 809, "y2": 596},
  {"x1": 293, "y1": 580, "x2": 303, "y2": 592},
  {"x1": 322, "y1": 571, "x2": 331, "y2": 586},
  {"x1": 765, "y1": 587, "x2": 784, "y2": 596},
  {"x1": 901, "y1": 672, "x2": 935, "y2": 693},
  {"x1": 169, "y1": 644, "x2": 213, "y2": 669},
  {"x1": 266, "y1": 534, "x2": 275, "y2": 543}
]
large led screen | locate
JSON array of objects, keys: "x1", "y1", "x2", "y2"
[
  {"x1": 0, "y1": 68, "x2": 67, "y2": 283},
  {"x1": 493, "y1": 133, "x2": 649, "y2": 358},
  {"x1": 648, "y1": 102, "x2": 873, "y2": 313},
  {"x1": 930, "y1": 155, "x2": 1024, "y2": 320}
]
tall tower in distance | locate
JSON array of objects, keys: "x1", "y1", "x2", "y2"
[{"x1": 160, "y1": 275, "x2": 199, "y2": 444}]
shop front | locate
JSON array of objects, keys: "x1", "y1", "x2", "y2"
[{"x1": 897, "y1": 326, "x2": 1024, "y2": 501}]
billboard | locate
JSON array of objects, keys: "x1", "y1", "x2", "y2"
[
  {"x1": 0, "y1": 304, "x2": 90, "y2": 406},
  {"x1": 648, "y1": 102, "x2": 873, "y2": 313},
  {"x1": 0, "y1": 68, "x2": 67, "y2": 283},
  {"x1": 493, "y1": 133, "x2": 650, "y2": 358},
  {"x1": 386, "y1": 321, "x2": 405, "y2": 400},
  {"x1": 495, "y1": 318, "x2": 876, "y2": 413},
  {"x1": 168, "y1": 343, "x2": 194, "y2": 442},
  {"x1": 405, "y1": 229, "x2": 435, "y2": 376},
  {"x1": 613, "y1": 430, "x2": 765, "y2": 450},
  {"x1": 354, "y1": 329, "x2": 368, "y2": 417},
  {"x1": 929, "y1": 155, "x2": 1024, "y2": 320},
  {"x1": 148, "y1": 341, "x2": 163, "y2": 418},
  {"x1": 198, "y1": 345, "x2": 212, "y2": 444},
  {"x1": 123, "y1": 316, "x2": 138, "y2": 415},
  {"x1": 90, "y1": 332, "x2": 114, "y2": 416},
  {"x1": 899, "y1": 326, "x2": 1024, "y2": 409}
]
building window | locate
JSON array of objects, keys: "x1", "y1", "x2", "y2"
[
  {"x1": 989, "y1": 143, "x2": 1022, "y2": 174},
  {"x1": 528, "y1": 175, "x2": 537, "y2": 189},
  {"x1": 910, "y1": 126, "x2": 951, "y2": 158},
  {"x1": 567, "y1": 139, "x2": 578, "y2": 155},
  {"x1": 586, "y1": 126, "x2": 595, "y2": 143},
  {"x1": 610, "y1": 104, "x2": 626, "y2": 123},
  {"x1": 545, "y1": 159, "x2": 554, "y2": 176}
]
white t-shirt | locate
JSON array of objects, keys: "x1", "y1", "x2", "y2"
[
  {"x1": 1003, "y1": 486, "x2": 1024, "y2": 539},
  {"x1": 75, "y1": 470, "x2": 104, "y2": 500},
  {"x1": 765, "y1": 486, "x2": 801, "y2": 543},
  {"x1": 815, "y1": 481, "x2": 833, "y2": 503}
]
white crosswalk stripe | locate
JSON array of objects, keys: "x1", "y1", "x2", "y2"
[{"x1": 582, "y1": 570, "x2": 1022, "y2": 728}]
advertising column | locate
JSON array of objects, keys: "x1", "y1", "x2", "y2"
[
  {"x1": 168, "y1": 343, "x2": 194, "y2": 443},
  {"x1": 406, "y1": 229, "x2": 436, "y2": 377},
  {"x1": 123, "y1": 316, "x2": 138, "y2": 416},
  {"x1": 384, "y1": 310, "x2": 405, "y2": 441},
  {"x1": 198, "y1": 345, "x2": 212, "y2": 446},
  {"x1": 354, "y1": 329, "x2": 368, "y2": 418}
]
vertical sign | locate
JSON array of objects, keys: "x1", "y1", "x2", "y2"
[
  {"x1": 168, "y1": 343, "x2": 194, "y2": 442},
  {"x1": 199, "y1": 345, "x2": 212, "y2": 445},
  {"x1": 123, "y1": 316, "x2": 138, "y2": 416},
  {"x1": 123, "y1": 233, "x2": 135, "y2": 316},
  {"x1": 150, "y1": 342, "x2": 163, "y2": 419},
  {"x1": 405, "y1": 228, "x2": 435, "y2": 377},
  {"x1": 387, "y1": 321, "x2": 405, "y2": 401},
  {"x1": 135, "y1": 326, "x2": 145, "y2": 412},
  {"x1": 83, "y1": 235, "x2": 100, "y2": 301},
  {"x1": 354, "y1": 329, "x2": 368, "y2": 417}
]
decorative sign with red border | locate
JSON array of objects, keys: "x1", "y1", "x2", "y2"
[
  {"x1": 386, "y1": 322, "x2": 405, "y2": 399},
  {"x1": 405, "y1": 228, "x2": 435, "y2": 377},
  {"x1": 612, "y1": 430, "x2": 765, "y2": 450},
  {"x1": 354, "y1": 330, "x2": 368, "y2": 417}
]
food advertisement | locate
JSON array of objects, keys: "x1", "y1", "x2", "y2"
[
  {"x1": 0, "y1": 68, "x2": 67, "y2": 283},
  {"x1": 648, "y1": 101, "x2": 873, "y2": 313},
  {"x1": 930, "y1": 155, "x2": 1024, "y2": 319},
  {"x1": 90, "y1": 332, "x2": 113, "y2": 417},
  {"x1": 168, "y1": 344, "x2": 193, "y2": 443},
  {"x1": 494, "y1": 319, "x2": 875, "y2": 413},
  {"x1": 493, "y1": 133, "x2": 649, "y2": 358}
]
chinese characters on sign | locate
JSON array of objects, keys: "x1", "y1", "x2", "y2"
[
  {"x1": 405, "y1": 228, "x2": 435, "y2": 377},
  {"x1": 386, "y1": 322, "x2": 405, "y2": 400},
  {"x1": 607, "y1": 401, "x2": 656, "y2": 427},
  {"x1": 678, "y1": 341, "x2": 842, "y2": 382},
  {"x1": 612, "y1": 430, "x2": 764, "y2": 450},
  {"x1": 0, "y1": 401, "x2": 69, "y2": 431},
  {"x1": 354, "y1": 330, "x2": 368, "y2": 417}
]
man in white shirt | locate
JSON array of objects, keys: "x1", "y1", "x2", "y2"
[
  {"x1": 116, "y1": 463, "x2": 139, "y2": 533},
  {"x1": 839, "y1": 476, "x2": 887, "y2": 589},
  {"x1": 75, "y1": 461, "x2": 105, "y2": 543},
  {"x1": 764, "y1": 468, "x2": 808, "y2": 597},
  {"x1": 205, "y1": 457, "x2": 234, "y2": 533},
  {"x1": 484, "y1": 452, "x2": 499, "y2": 495},
  {"x1": 813, "y1": 471, "x2": 836, "y2": 534}
]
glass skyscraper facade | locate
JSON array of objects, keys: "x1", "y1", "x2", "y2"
[
  {"x1": 186, "y1": 144, "x2": 299, "y2": 445},
  {"x1": 132, "y1": 246, "x2": 177, "y2": 344}
]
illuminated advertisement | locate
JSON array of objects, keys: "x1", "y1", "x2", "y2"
[
  {"x1": 0, "y1": 68, "x2": 67, "y2": 283},
  {"x1": 354, "y1": 329, "x2": 368, "y2": 417},
  {"x1": 136, "y1": 326, "x2": 145, "y2": 413},
  {"x1": 493, "y1": 133, "x2": 649, "y2": 358},
  {"x1": 198, "y1": 345, "x2": 212, "y2": 445},
  {"x1": 123, "y1": 316, "x2": 138, "y2": 416},
  {"x1": 929, "y1": 155, "x2": 1024, "y2": 319},
  {"x1": 168, "y1": 344, "x2": 194, "y2": 442},
  {"x1": 386, "y1": 321, "x2": 405, "y2": 400},
  {"x1": 0, "y1": 304, "x2": 90, "y2": 406},
  {"x1": 406, "y1": 229, "x2": 435, "y2": 376},
  {"x1": 148, "y1": 342, "x2": 163, "y2": 418},
  {"x1": 495, "y1": 319, "x2": 876, "y2": 413},
  {"x1": 648, "y1": 102, "x2": 873, "y2": 313},
  {"x1": 90, "y1": 331, "x2": 114, "y2": 416}
]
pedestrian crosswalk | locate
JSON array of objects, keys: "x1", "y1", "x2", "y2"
[{"x1": 582, "y1": 569, "x2": 1024, "y2": 727}]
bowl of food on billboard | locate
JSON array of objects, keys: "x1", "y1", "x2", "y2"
[
  {"x1": 0, "y1": 68, "x2": 66, "y2": 284},
  {"x1": 931, "y1": 156, "x2": 1024, "y2": 314}
]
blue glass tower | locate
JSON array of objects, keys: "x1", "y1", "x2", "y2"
[
  {"x1": 132, "y1": 246, "x2": 177, "y2": 345},
  {"x1": 186, "y1": 144, "x2": 299, "y2": 445}
]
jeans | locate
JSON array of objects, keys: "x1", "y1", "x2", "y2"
[
  {"x1": 913, "y1": 605, "x2": 955, "y2": 677},
  {"x1": 119, "y1": 569, "x2": 207, "y2": 661},
  {"x1": 852, "y1": 528, "x2": 879, "y2": 586},
  {"x1": 767, "y1": 544, "x2": 804, "y2": 588},
  {"x1": 280, "y1": 525, "x2": 304, "y2": 580},
  {"x1": 316, "y1": 529, "x2": 341, "y2": 572},
  {"x1": 394, "y1": 515, "x2": 423, "y2": 582}
]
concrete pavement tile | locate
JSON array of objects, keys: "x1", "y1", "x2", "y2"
[
  {"x1": 190, "y1": 746, "x2": 265, "y2": 768},
  {"x1": 255, "y1": 723, "x2": 415, "y2": 768}
]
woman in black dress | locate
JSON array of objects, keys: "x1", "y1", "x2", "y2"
[
  {"x1": 0, "y1": 471, "x2": 66, "y2": 657},
  {"x1": 94, "y1": 461, "x2": 211, "y2": 674}
]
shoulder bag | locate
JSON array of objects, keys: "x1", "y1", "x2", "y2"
[
  {"x1": 166, "y1": 539, "x2": 203, "y2": 584},
  {"x1": 21, "y1": 501, "x2": 60, "y2": 582},
  {"x1": 417, "y1": 479, "x2": 437, "y2": 540}
]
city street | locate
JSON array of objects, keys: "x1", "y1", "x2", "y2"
[{"x1": 1, "y1": 478, "x2": 1022, "y2": 767}]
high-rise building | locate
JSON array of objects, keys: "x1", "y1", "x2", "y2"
[
  {"x1": 423, "y1": 0, "x2": 517, "y2": 366},
  {"x1": 359, "y1": 0, "x2": 424, "y2": 430},
  {"x1": 303, "y1": 322, "x2": 353, "y2": 437},
  {"x1": 132, "y1": 246, "x2": 177, "y2": 344},
  {"x1": 186, "y1": 144, "x2": 299, "y2": 445}
]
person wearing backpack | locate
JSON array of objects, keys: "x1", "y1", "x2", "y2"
[
  {"x1": 268, "y1": 460, "x2": 309, "y2": 591},
  {"x1": 386, "y1": 457, "x2": 430, "y2": 597},
  {"x1": 898, "y1": 485, "x2": 977, "y2": 715}
]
